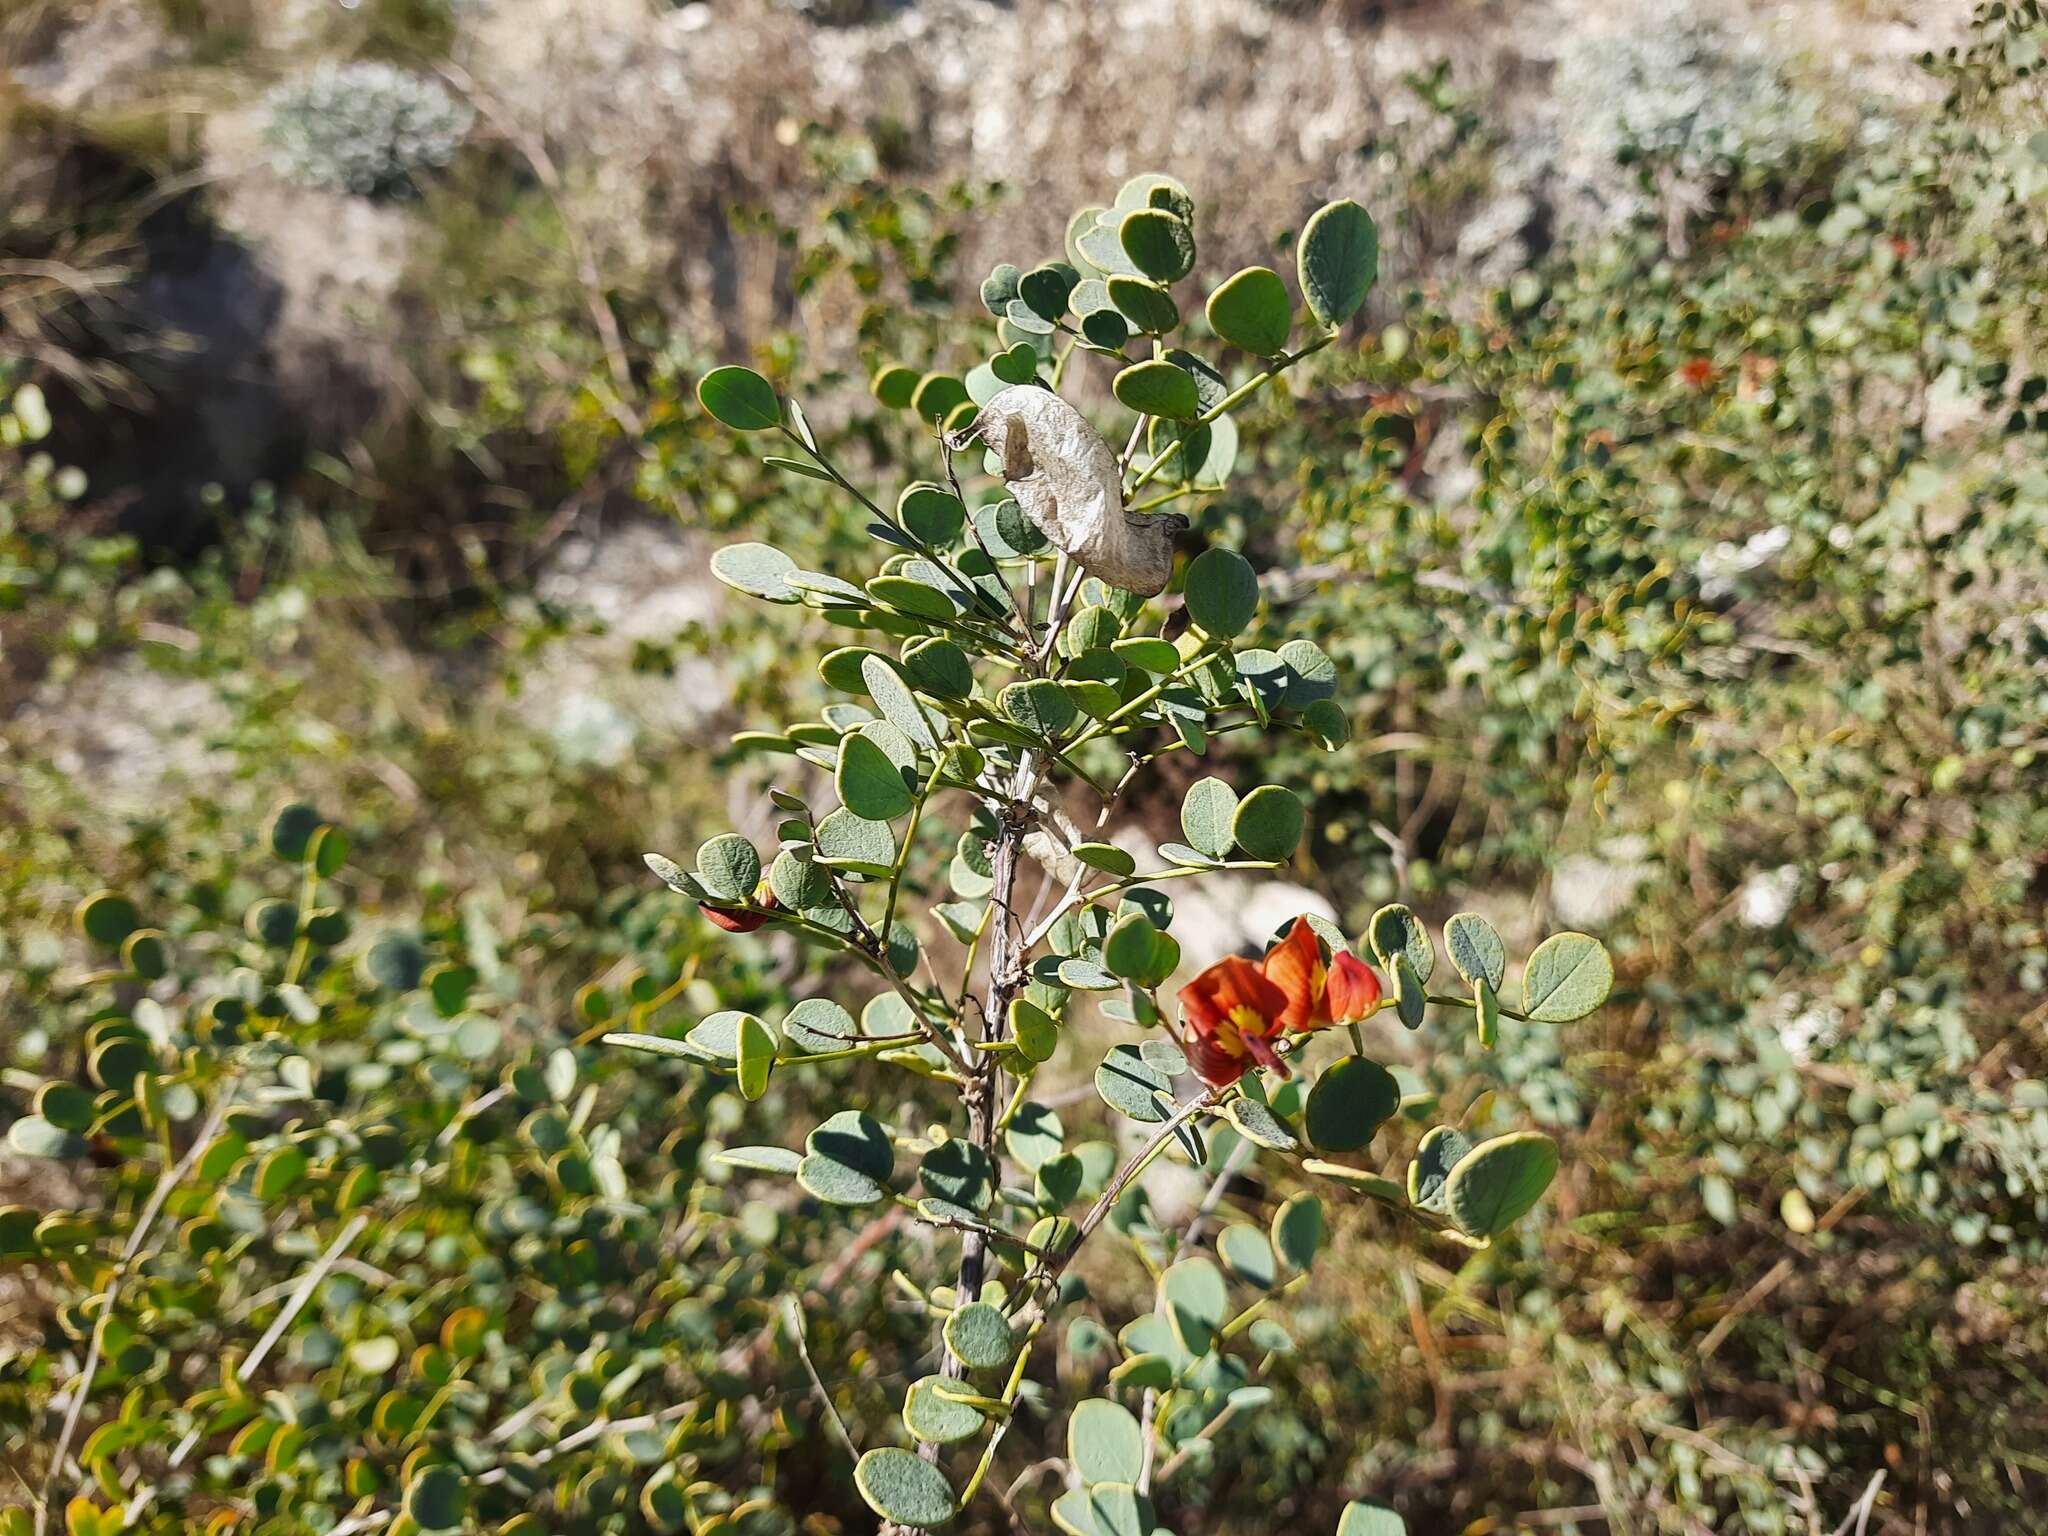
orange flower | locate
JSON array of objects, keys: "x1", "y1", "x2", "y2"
[
  {"x1": 1177, "y1": 918, "x2": 1385, "y2": 1086},
  {"x1": 1178, "y1": 954, "x2": 1290, "y2": 1086}
]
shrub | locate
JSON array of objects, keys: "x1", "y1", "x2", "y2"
[
  {"x1": 261, "y1": 61, "x2": 474, "y2": 199},
  {"x1": 621, "y1": 177, "x2": 1614, "y2": 1531}
]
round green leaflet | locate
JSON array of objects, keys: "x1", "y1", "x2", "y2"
[
  {"x1": 903, "y1": 637, "x2": 974, "y2": 699},
  {"x1": 871, "y1": 363, "x2": 919, "y2": 408},
  {"x1": 1107, "y1": 274, "x2": 1180, "y2": 334},
  {"x1": 779, "y1": 998, "x2": 856, "y2": 1054},
  {"x1": 1407, "y1": 1125, "x2": 1475, "y2": 1212},
  {"x1": 35, "y1": 1081, "x2": 95, "y2": 1134},
  {"x1": 1232, "y1": 784, "x2": 1305, "y2": 861},
  {"x1": 856, "y1": 1447, "x2": 957, "y2": 1528},
  {"x1": 1095, "y1": 1043, "x2": 1172, "y2": 1123},
  {"x1": 309, "y1": 823, "x2": 349, "y2": 876},
  {"x1": 1179, "y1": 775, "x2": 1239, "y2": 859},
  {"x1": 402, "y1": 1464, "x2": 468, "y2": 1531},
  {"x1": 710, "y1": 542, "x2": 801, "y2": 603},
  {"x1": 1060, "y1": 957, "x2": 1119, "y2": 991},
  {"x1": 1161, "y1": 1255, "x2": 1228, "y2": 1352},
  {"x1": 1297, "y1": 198, "x2": 1379, "y2": 329},
  {"x1": 1111, "y1": 635, "x2": 1179, "y2": 674},
  {"x1": 1018, "y1": 262, "x2": 1078, "y2": 321},
  {"x1": 862, "y1": 655, "x2": 940, "y2": 751},
  {"x1": 1000, "y1": 677, "x2": 1079, "y2": 738},
  {"x1": 245, "y1": 897, "x2": 297, "y2": 947},
  {"x1": 1218, "y1": 1223, "x2": 1277, "y2": 1289},
  {"x1": 1102, "y1": 911, "x2": 1163, "y2": 981},
  {"x1": 920, "y1": 1138, "x2": 994, "y2": 1211},
  {"x1": 1119, "y1": 206, "x2": 1196, "y2": 283},
  {"x1": 1206, "y1": 265, "x2": 1293, "y2": 356},
  {"x1": 904, "y1": 1375, "x2": 985, "y2": 1445},
  {"x1": 1113, "y1": 359, "x2": 1200, "y2": 421},
  {"x1": 1304, "y1": 1055, "x2": 1401, "y2": 1153},
  {"x1": 735, "y1": 1014, "x2": 777, "y2": 1101},
  {"x1": 8, "y1": 1117, "x2": 85, "y2": 1160},
  {"x1": 1077, "y1": 212, "x2": 1143, "y2": 277},
  {"x1": 269, "y1": 799, "x2": 325, "y2": 861},
  {"x1": 991, "y1": 340, "x2": 1041, "y2": 383},
  {"x1": 694, "y1": 833, "x2": 760, "y2": 901},
  {"x1": 1271, "y1": 1191, "x2": 1325, "y2": 1271},
  {"x1": 254, "y1": 1144, "x2": 309, "y2": 1200},
  {"x1": 1109, "y1": 1351, "x2": 1174, "y2": 1391},
  {"x1": 697, "y1": 365, "x2": 781, "y2": 430},
  {"x1": 75, "y1": 889, "x2": 139, "y2": 947},
  {"x1": 1068, "y1": 1397, "x2": 1144, "y2": 1486},
  {"x1": 1444, "y1": 911, "x2": 1507, "y2": 991},
  {"x1": 797, "y1": 1109, "x2": 894, "y2": 1206},
  {"x1": 911, "y1": 371, "x2": 971, "y2": 424},
  {"x1": 1183, "y1": 547, "x2": 1259, "y2": 638},
  {"x1": 1444, "y1": 1131, "x2": 1560, "y2": 1238},
  {"x1": 1224, "y1": 1096, "x2": 1299, "y2": 1152},
  {"x1": 868, "y1": 573, "x2": 959, "y2": 621},
  {"x1": 819, "y1": 644, "x2": 883, "y2": 693},
  {"x1": 1073, "y1": 841, "x2": 1136, "y2": 877},
  {"x1": 1367, "y1": 903, "x2": 1435, "y2": 985},
  {"x1": 945, "y1": 1300, "x2": 1015, "y2": 1371},
  {"x1": 362, "y1": 932, "x2": 426, "y2": 992},
  {"x1": 835, "y1": 731, "x2": 915, "y2": 821},
  {"x1": 1521, "y1": 931, "x2": 1614, "y2": 1022},
  {"x1": 899, "y1": 481, "x2": 965, "y2": 544},
  {"x1": 1278, "y1": 637, "x2": 1338, "y2": 705},
  {"x1": 716, "y1": 1146, "x2": 802, "y2": 1175},
  {"x1": 1010, "y1": 996, "x2": 1060, "y2": 1064},
  {"x1": 980, "y1": 262, "x2": 1023, "y2": 313},
  {"x1": 1005, "y1": 1101, "x2": 1065, "y2": 1170}
]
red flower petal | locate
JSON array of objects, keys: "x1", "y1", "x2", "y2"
[
  {"x1": 1327, "y1": 950, "x2": 1383, "y2": 1021},
  {"x1": 1178, "y1": 954, "x2": 1287, "y2": 1033},
  {"x1": 1181, "y1": 1026, "x2": 1250, "y2": 1087},
  {"x1": 1261, "y1": 917, "x2": 1331, "y2": 1033}
]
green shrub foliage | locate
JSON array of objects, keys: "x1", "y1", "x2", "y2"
[{"x1": 619, "y1": 179, "x2": 1609, "y2": 1531}]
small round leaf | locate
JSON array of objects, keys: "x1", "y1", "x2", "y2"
[
  {"x1": 697, "y1": 366, "x2": 781, "y2": 430},
  {"x1": 1206, "y1": 266, "x2": 1292, "y2": 355},
  {"x1": 1443, "y1": 1131, "x2": 1559, "y2": 1238},
  {"x1": 1113, "y1": 360, "x2": 1201, "y2": 421},
  {"x1": 1304, "y1": 1056, "x2": 1400, "y2": 1153},
  {"x1": 1298, "y1": 199, "x2": 1379, "y2": 329},
  {"x1": 1520, "y1": 932, "x2": 1613, "y2": 1022},
  {"x1": 1231, "y1": 784, "x2": 1304, "y2": 862},
  {"x1": 1183, "y1": 547, "x2": 1259, "y2": 638},
  {"x1": 855, "y1": 1448, "x2": 956, "y2": 1528}
]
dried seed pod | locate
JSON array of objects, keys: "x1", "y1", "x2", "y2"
[{"x1": 961, "y1": 385, "x2": 1188, "y2": 596}]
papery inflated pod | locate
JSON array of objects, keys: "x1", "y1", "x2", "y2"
[{"x1": 956, "y1": 385, "x2": 1187, "y2": 596}]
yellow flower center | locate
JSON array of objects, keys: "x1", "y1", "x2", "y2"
[{"x1": 1220, "y1": 1005, "x2": 1266, "y2": 1057}]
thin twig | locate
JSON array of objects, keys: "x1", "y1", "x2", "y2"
[
  {"x1": 782, "y1": 1296, "x2": 860, "y2": 1461},
  {"x1": 240, "y1": 1214, "x2": 370, "y2": 1381},
  {"x1": 1831, "y1": 1471, "x2": 1885, "y2": 1536}
]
